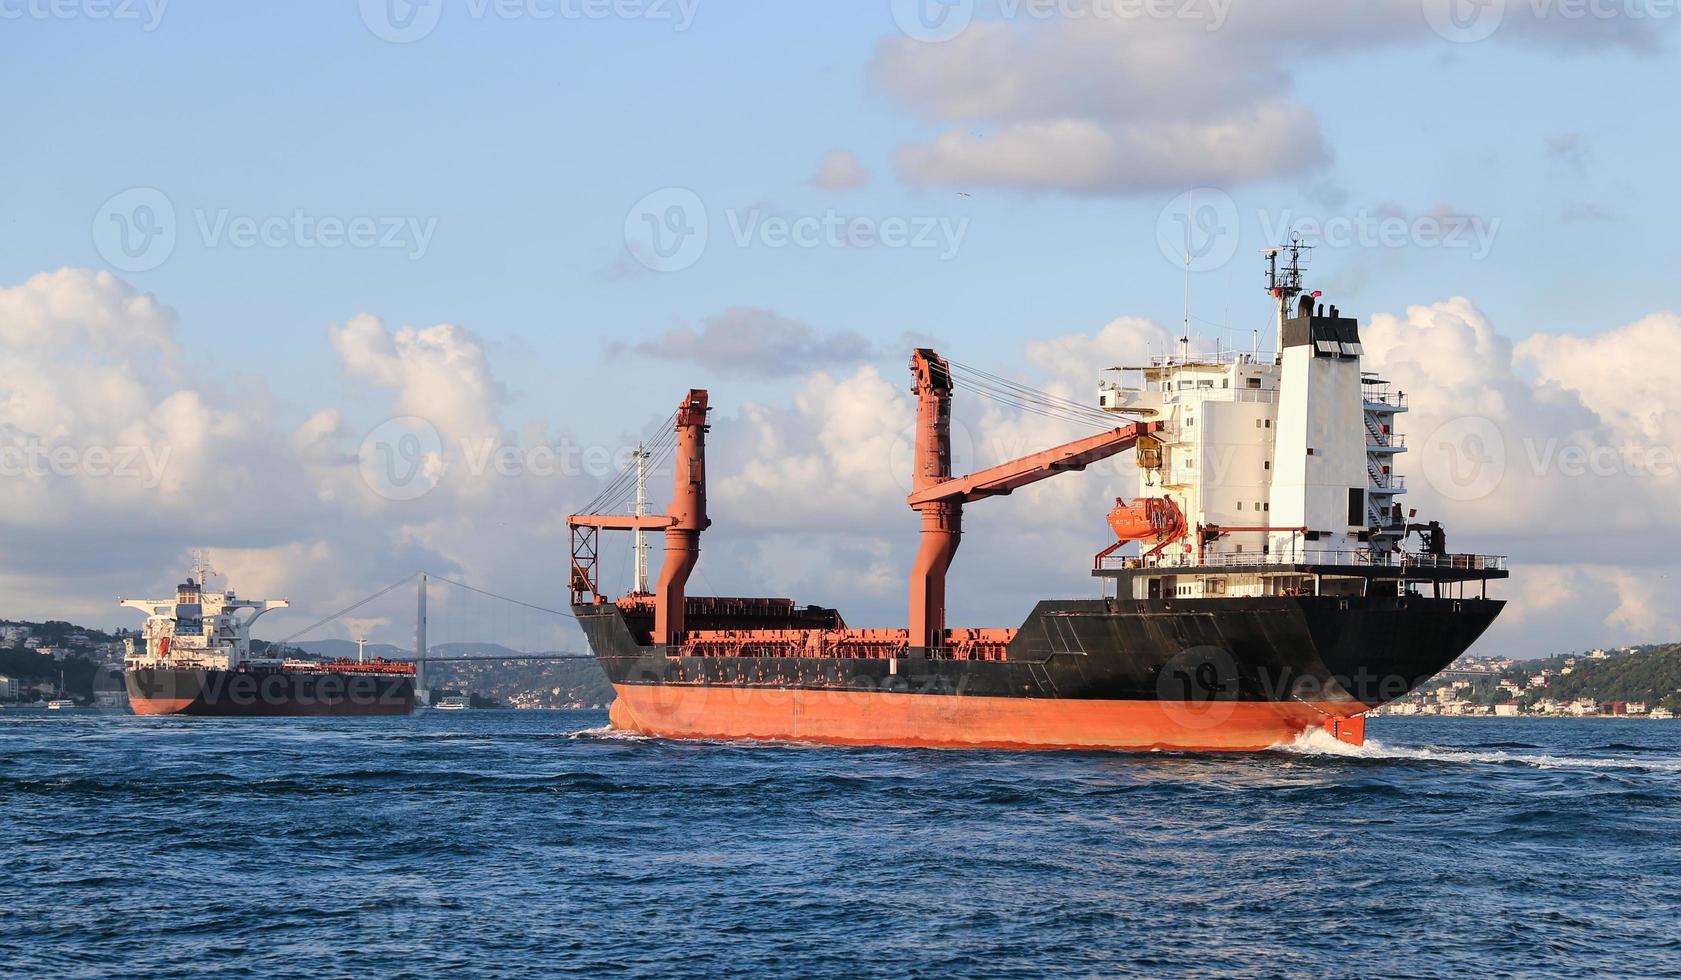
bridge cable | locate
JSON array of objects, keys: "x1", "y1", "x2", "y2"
[{"x1": 275, "y1": 573, "x2": 420, "y2": 645}]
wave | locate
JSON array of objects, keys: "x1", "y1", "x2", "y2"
[{"x1": 1273, "y1": 727, "x2": 1681, "y2": 773}]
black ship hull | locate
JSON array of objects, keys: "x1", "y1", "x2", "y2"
[
  {"x1": 576, "y1": 595, "x2": 1504, "y2": 750},
  {"x1": 126, "y1": 666, "x2": 415, "y2": 717}
]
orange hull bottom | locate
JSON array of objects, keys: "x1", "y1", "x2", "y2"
[
  {"x1": 610, "y1": 685, "x2": 1366, "y2": 752},
  {"x1": 129, "y1": 697, "x2": 196, "y2": 716}
]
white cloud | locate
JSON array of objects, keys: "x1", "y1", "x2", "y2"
[{"x1": 874, "y1": 4, "x2": 1653, "y2": 195}]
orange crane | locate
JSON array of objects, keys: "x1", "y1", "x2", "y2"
[{"x1": 905, "y1": 349, "x2": 1159, "y2": 649}]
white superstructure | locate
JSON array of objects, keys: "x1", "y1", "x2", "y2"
[
  {"x1": 119, "y1": 558, "x2": 289, "y2": 671},
  {"x1": 1097, "y1": 242, "x2": 1419, "y2": 595}
]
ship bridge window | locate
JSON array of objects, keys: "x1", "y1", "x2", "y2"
[{"x1": 1247, "y1": 377, "x2": 1262, "y2": 389}]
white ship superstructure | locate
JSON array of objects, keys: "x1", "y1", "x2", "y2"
[
  {"x1": 120, "y1": 560, "x2": 289, "y2": 672},
  {"x1": 1097, "y1": 242, "x2": 1495, "y2": 600}
]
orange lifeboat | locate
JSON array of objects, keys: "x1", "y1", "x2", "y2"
[{"x1": 1107, "y1": 496, "x2": 1187, "y2": 556}]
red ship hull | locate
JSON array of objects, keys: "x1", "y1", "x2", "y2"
[{"x1": 608, "y1": 682, "x2": 1364, "y2": 751}]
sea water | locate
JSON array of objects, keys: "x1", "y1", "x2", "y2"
[{"x1": 3, "y1": 711, "x2": 1677, "y2": 977}]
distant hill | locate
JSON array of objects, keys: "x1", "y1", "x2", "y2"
[{"x1": 1541, "y1": 645, "x2": 1681, "y2": 711}]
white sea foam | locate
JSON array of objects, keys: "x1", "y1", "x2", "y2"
[
  {"x1": 566, "y1": 725, "x2": 654, "y2": 742},
  {"x1": 1274, "y1": 726, "x2": 1681, "y2": 773}
]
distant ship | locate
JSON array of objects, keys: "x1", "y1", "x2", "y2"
[
  {"x1": 433, "y1": 695, "x2": 470, "y2": 711},
  {"x1": 119, "y1": 561, "x2": 415, "y2": 717},
  {"x1": 568, "y1": 243, "x2": 1508, "y2": 751}
]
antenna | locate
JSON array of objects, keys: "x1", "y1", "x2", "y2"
[
  {"x1": 1180, "y1": 189, "x2": 1193, "y2": 363},
  {"x1": 1262, "y1": 233, "x2": 1314, "y2": 348},
  {"x1": 190, "y1": 548, "x2": 215, "y2": 587},
  {"x1": 633, "y1": 443, "x2": 651, "y2": 594}
]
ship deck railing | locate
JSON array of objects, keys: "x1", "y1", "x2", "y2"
[{"x1": 1097, "y1": 550, "x2": 1507, "y2": 580}]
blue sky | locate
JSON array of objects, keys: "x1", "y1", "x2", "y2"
[{"x1": 1, "y1": 1, "x2": 1678, "y2": 656}]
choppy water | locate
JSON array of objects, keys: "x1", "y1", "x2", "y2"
[{"x1": 2, "y1": 710, "x2": 1678, "y2": 978}]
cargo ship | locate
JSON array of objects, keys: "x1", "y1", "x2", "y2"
[
  {"x1": 120, "y1": 562, "x2": 415, "y2": 716},
  {"x1": 568, "y1": 245, "x2": 1507, "y2": 751}
]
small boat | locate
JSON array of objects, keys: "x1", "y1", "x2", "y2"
[
  {"x1": 433, "y1": 696, "x2": 470, "y2": 711},
  {"x1": 46, "y1": 670, "x2": 73, "y2": 709}
]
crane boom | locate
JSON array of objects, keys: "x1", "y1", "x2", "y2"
[{"x1": 905, "y1": 422, "x2": 1157, "y2": 506}]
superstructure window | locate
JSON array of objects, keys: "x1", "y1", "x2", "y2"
[
  {"x1": 1246, "y1": 377, "x2": 1262, "y2": 389},
  {"x1": 1347, "y1": 488, "x2": 1364, "y2": 526}
]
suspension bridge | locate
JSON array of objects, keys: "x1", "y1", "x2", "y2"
[{"x1": 270, "y1": 571, "x2": 595, "y2": 697}]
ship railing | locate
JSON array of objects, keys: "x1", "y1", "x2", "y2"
[
  {"x1": 1161, "y1": 387, "x2": 1280, "y2": 406},
  {"x1": 1100, "y1": 550, "x2": 1508, "y2": 573}
]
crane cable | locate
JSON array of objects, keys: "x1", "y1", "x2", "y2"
[{"x1": 946, "y1": 359, "x2": 1135, "y2": 430}]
